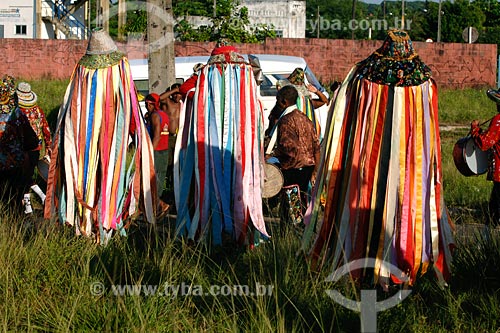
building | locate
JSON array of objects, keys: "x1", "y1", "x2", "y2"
[
  {"x1": 182, "y1": 0, "x2": 306, "y2": 39},
  {"x1": 0, "y1": 0, "x2": 87, "y2": 39},
  {"x1": 242, "y1": 0, "x2": 305, "y2": 38},
  {"x1": 0, "y1": 0, "x2": 306, "y2": 40},
  {"x1": 0, "y1": 0, "x2": 37, "y2": 39}
]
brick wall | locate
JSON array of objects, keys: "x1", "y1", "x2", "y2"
[{"x1": 0, "y1": 38, "x2": 496, "y2": 89}]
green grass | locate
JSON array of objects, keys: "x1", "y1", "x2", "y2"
[
  {"x1": 1, "y1": 207, "x2": 499, "y2": 332},
  {"x1": 1, "y1": 83, "x2": 499, "y2": 331},
  {"x1": 438, "y1": 88, "x2": 494, "y2": 125}
]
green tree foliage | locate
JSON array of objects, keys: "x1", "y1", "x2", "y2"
[
  {"x1": 440, "y1": 0, "x2": 485, "y2": 42},
  {"x1": 305, "y1": 0, "x2": 366, "y2": 39},
  {"x1": 118, "y1": 0, "x2": 275, "y2": 43},
  {"x1": 115, "y1": 0, "x2": 500, "y2": 49},
  {"x1": 119, "y1": 6, "x2": 148, "y2": 39},
  {"x1": 174, "y1": 0, "x2": 276, "y2": 42},
  {"x1": 477, "y1": 0, "x2": 500, "y2": 45},
  {"x1": 173, "y1": 0, "x2": 211, "y2": 17}
]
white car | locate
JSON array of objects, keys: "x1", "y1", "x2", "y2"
[{"x1": 129, "y1": 54, "x2": 329, "y2": 137}]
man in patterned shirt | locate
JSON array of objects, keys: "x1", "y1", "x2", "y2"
[{"x1": 267, "y1": 85, "x2": 320, "y2": 208}]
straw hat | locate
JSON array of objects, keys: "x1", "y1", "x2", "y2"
[
  {"x1": 78, "y1": 28, "x2": 124, "y2": 69},
  {"x1": 355, "y1": 29, "x2": 432, "y2": 86},
  {"x1": 16, "y1": 82, "x2": 37, "y2": 108}
]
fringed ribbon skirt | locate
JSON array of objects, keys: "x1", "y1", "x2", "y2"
[
  {"x1": 302, "y1": 71, "x2": 454, "y2": 285},
  {"x1": 44, "y1": 58, "x2": 157, "y2": 243},
  {"x1": 174, "y1": 63, "x2": 269, "y2": 246}
]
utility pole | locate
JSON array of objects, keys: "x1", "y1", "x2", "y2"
[
  {"x1": 437, "y1": 0, "x2": 442, "y2": 42},
  {"x1": 401, "y1": 0, "x2": 405, "y2": 29},
  {"x1": 148, "y1": 0, "x2": 176, "y2": 94},
  {"x1": 316, "y1": 6, "x2": 319, "y2": 38},
  {"x1": 102, "y1": 0, "x2": 109, "y2": 32},
  {"x1": 118, "y1": 0, "x2": 126, "y2": 40},
  {"x1": 351, "y1": 0, "x2": 356, "y2": 40}
]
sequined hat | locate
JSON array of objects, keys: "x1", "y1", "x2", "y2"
[{"x1": 356, "y1": 29, "x2": 432, "y2": 86}]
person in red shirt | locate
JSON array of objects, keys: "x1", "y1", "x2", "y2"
[
  {"x1": 471, "y1": 88, "x2": 500, "y2": 227},
  {"x1": 145, "y1": 93, "x2": 170, "y2": 215}
]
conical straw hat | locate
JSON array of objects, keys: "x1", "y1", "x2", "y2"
[
  {"x1": 79, "y1": 28, "x2": 124, "y2": 69},
  {"x1": 86, "y1": 28, "x2": 118, "y2": 55}
]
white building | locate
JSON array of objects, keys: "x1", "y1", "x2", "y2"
[
  {"x1": 0, "y1": 0, "x2": 87, "y2": 39},
  {"x1": 242, "y1": 0, "x2": 305, "y2": 38},
  {"x1": 0, "y1": 0, "x2": 36, "y2": 38},
  {"x1": 183, "y1": 0, "x2": 306, "y2": 39}
]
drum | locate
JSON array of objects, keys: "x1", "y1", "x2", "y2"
[
  {"x1": 262, "y1": 163, "x2": 284, "y2": 198},
  {"x1": 37, "y1": 156, "x2": 50, "y2": 182},
  {"x1": 453, "y1": 136, "x2": 489, "y2": 177}
]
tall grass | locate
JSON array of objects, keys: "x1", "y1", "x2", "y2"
[
  {"x1": 0, "y1": 83, "x2": 497, "y2": 331},
  {"x1": 438, "y1": 88, "x2": 493, "y2": 125},
  {"x1": 1, "y1": 206, "x2": 499, "y2": 332}
]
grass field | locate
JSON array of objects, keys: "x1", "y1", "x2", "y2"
[{"x1": 1, "y1": 82, "x2": 499, "y2": 332}]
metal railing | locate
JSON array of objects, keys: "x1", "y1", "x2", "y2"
[{"x1": 45, "y1": 0, "x2": 89, "y2": 39}]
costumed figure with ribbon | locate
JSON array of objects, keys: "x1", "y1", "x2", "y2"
[
  {"x1": 44, "y1": 29, "x2": 157, "y2": 244},
  {"x1": 470, "y1": 89, "x2": 500, "y2": 227},
  {"x1": 0, "y1": 75, "x2": 39, "y2": 215},
  {"x1": 301, "y1": 29, "x2": 455, "y2": 288},
  {"x1": 16, "y1": 82, "x2": 53, "y2": 206},
  {"x1": 173, "y1": 40, "x2": 269, "y2": 247}
]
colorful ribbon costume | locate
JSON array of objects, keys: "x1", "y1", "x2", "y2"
[
  {"x1": 44, "y1": 30, "x2": 157, "y2": 243},
  {"x1": 174, "y1": 43, "x2": 269, "y2": 246},
  {"x1": 302, "y1": 30, "x2": 455, "y2": 286}
]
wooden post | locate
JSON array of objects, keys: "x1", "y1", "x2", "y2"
[
  {"x1": 147, "y1": 0, "x2": 176, "y2": 94},
  {"x1": 118, "y1": 0, "x2": 127, "y2": 40},
  {"x1": 102, "y1": 0, "x2": 109, "y2": 32}
]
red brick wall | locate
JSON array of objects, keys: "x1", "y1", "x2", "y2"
[{"x1": 0, "y1": 38, "x2": 496, "y2": 89}]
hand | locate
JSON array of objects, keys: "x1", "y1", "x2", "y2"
[
  {"x1": 306, "y1": 83, "x2": 318, "y2": 93},
  {"x1": 471, "y1": 120, "x2": 480, "y2": 127}
]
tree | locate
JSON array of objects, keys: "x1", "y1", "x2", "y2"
[
  {"x1": 119, "y1": 0, "x2": 275, "y2": 43},
  {"x1": 476, "y1": 0, "x2": 500, "y2": 47},
  {"x1": 174, "y1": 0, "x2": 276, "y2": 42},
  {"x1": 440, "y1": 0, "x2": 485, "y2": 42},
  {"x1": 305, "y1": 0, "x2": 366, "y2": 40}
]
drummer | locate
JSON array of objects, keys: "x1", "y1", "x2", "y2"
[
  {"x1": 471, "y1": 88, "x2": 500, "y2": 226},
  {"x1": 265, "y1": 85, "x2": 320, "y2": 210}
]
